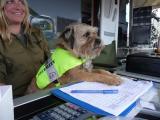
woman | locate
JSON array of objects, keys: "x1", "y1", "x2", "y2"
[{"x1": 0, "y1": 0, "x2": 50, "y2": 97}]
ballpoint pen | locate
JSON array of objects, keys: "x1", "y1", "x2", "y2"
[{"x1": 70, "y1": 90, "x2": 118, "y2": 94}]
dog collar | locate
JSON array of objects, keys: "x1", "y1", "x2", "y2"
[{"x1": 36, "y1": 48, "x2": 86, "y2": 89}]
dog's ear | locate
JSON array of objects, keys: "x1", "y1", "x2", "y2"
[{"x1": 60, "y1": 27, "x2": 75, "y2": 49}]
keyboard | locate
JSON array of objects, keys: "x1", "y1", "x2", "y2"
[{"x1": 30, "y1": 102, "x2": 94, "y2": 120}]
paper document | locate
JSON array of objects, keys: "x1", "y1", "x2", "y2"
[
  {"x1": 0, "y1": 85, "x2": 14, "y2": 120},
  {"x1": 60, "y1": 77, "x2": 153, "y2": 116},
  {"x1": 0, "y1": 88, "x2": 1, "y2": 101}
]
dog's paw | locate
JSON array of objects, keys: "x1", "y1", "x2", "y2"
[
  {"x1": 102, "y1": 74, "x2": 122, "y2": 86},
  {"x1": 107, "y1": 77, "x2": 122, "y2": 86}
]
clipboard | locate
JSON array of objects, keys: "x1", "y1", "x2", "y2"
[
  {"x1": 51, "y1": 78, "x2": 153, "y2": 116},
  {"x1": 51, "y1": 88, "x2": 137, "y2": 116}
]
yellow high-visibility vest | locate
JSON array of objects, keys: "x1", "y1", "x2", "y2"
[{"x1": 36, "y1": 48, "x2": 86, "y2": 89}]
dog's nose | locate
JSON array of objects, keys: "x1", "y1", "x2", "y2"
[{"x1": 95, "y1": 38, "x2": 101, "y2": 45}]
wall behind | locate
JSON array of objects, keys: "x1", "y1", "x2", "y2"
[{"x1": 27, "y1": 0, "x2": 81, "y2": 21}]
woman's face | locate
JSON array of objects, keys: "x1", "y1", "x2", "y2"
[{"x1": 3, "y1": 0, "x2": 26, "y2": 25}]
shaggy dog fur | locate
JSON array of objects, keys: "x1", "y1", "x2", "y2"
[{"x1": 27, "y1": 23, "x2": 121, "y2": 93}]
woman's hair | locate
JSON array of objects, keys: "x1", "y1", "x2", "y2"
[{"x1": 0, "y1": 0, "x2": 31, "y2": 43}]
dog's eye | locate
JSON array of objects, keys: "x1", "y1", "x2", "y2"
[{"x1": 83, "y1": 32, "x2": 90, "y2": 37}]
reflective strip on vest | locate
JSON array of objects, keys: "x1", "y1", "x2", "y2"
[{"x1": 36, "y1": 48, "x2": 86, "y2": 89}]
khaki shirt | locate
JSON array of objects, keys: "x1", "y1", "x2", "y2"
[{"x1": 0, "y1": 28, "x2": 50, "y2": 97}]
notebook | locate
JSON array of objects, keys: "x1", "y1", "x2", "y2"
[{"x1": 51, "y1": 77, "x2": 153, "y2": 116}]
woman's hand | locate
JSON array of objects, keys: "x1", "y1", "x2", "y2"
[
  {"x1": 0, "y1": 82, "x2": 5, "y2": 85},
  {"x1": 25, "y1": 78, "x2": 40, "y2": 94}
]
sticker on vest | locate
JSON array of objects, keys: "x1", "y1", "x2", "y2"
[{"x1": 45, "y1": 58, "x2": 58, "y2": 82}]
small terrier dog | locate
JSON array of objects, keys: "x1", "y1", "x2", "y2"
[
  {"x1": 27, "y1": 23, "x2": 121, "y2": 93},
  {"x1": 56, "y1": 23, "x2": 121, "y2": 85}
]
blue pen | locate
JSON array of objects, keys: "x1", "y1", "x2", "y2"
[{"x1": 70, "y1": 90, "x2": 118, "y2": 94}]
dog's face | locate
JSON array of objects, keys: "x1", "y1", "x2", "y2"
[{"x1": 59, "y1": 23, "x2": 104, "y2": 59}]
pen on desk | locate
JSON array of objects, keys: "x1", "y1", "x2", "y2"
[{"x1": 70, "y1": 90, "x2": 118, "y2": 94}]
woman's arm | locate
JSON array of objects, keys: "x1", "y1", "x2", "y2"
[{"x1": 0, "y1": 53, "x2": 7, "y2": 84}]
